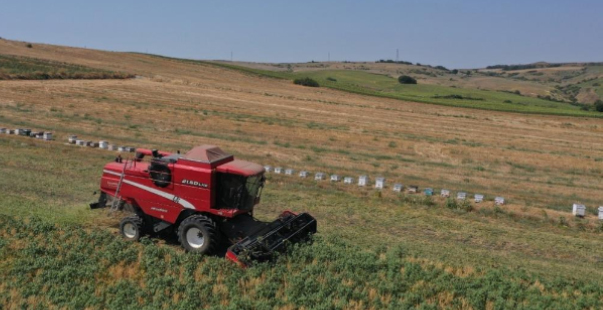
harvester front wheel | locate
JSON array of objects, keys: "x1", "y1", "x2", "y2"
[
  {"x1": 178, "y1": 215, "x2": 217, "y2": 255},
  {"x1": 120, "y1": 215, "x2": 144, "y2": 241}
]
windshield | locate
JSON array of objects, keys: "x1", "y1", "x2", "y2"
[{"x1": 216, "y1": 173, "x2": 264, "y2": 210}]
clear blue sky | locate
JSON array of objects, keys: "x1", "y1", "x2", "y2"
[{"x1": 1, "y1": 0, "x2": 601, "y2": 68}]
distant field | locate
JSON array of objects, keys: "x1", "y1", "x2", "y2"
[
  {"x1": 209, "y1": 62, "x2": 601, "y2": 117},
  {"x1": 0, "y1": 54, "x2": 133, "y2": 80}
]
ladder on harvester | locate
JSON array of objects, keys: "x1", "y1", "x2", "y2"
[{"x1": 109, "y1": 159, "x2": 129, "y2": 213}]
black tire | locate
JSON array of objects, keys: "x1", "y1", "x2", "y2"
[
  {"x1": 177, "y1": 214, "x2": 218, "y2": 255},
  {"x1": 120, "y1": 215, "x2": 144, "y2": 242}
]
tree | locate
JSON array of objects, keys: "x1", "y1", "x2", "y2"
[
  {"x1": 398, "y1": 75, "x2": 417, "y2": 84},
  {"x1": 451, "y1": 69, "x2": 459, "y2": 74},
  {"x1": 293, "y1": 77, "x2": 319, "y2": 87},
  {"x1": 595, "y1": 100, "x2": 603, "y2": 112}
]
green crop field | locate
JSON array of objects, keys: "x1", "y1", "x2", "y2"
[
  {"x1": 0, "y1": 54, "x2": 134, "y2": 80},
  {"x1": 3, "y1": 215, "x2": 603, "y2": 310},
  {"x1": 208, "y1": 62, "x2": 601, "y2": 118}
]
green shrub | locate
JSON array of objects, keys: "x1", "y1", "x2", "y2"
[
  {"x1": 445, "y1": 198, "x2": 473, "y2": 212},
  {"x1": 398, "y1": 75, "x2": 417, "y2": 84},
  {"x1": 293, "y1": 77, "x2": 319, "y2": 87},
  {"x1": 326, "y1": 77, "x2": 337, "y2": 82},
  {"x1": 595, "y1": 100, "x2": 603, "y2": 112},
  {"x1": 26, "y1": 43, "x2": 33, "y2": 48}
]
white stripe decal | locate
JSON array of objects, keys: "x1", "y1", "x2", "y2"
[{"x1": 103, "y1": 169, "x2": 196, "y2": 210}]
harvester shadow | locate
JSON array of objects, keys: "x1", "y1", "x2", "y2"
[{"x1": 148, "y1": 229, "x2": 229, "y2": 258}]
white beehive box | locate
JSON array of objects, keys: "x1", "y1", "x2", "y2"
[
  {"x1": 330, "y1": 174, "x2": 341, "y2": 182},
  {"x1": 495, "y1": 197, "x2": 505, "y2": 205},
  {"x1": 108, "y1": 144, "x2": 118, "y2": 151},
  {"x1": 99, "y1": 141, "x2": 108, "y2": 149},
  {"x1": 343, "y1": 177, "x2": 354, "y2": 184},
  {"x1": 14, "y1": 129, "x2": 23, "y2": 135},
  {"x1": 315, "y1": 172, "x2": 325, "y2": 180},
  {"x1": 274, "y1": 167, "x2": 283, "y2": 174},
  {"x1": 572, "y1": 203, "x2": 586, "y2": 218},
  {"x1": 42, "y1": 132, "x2": 53, "y2": 141},
  {"x1": 599, "y1": 207, "x2": 603, "y2": 220},
  {"x1": 375, "y1": 177, "x2": 385, "y2": 189},
  {"x1": 358, "y1": 175, "x2": 369, "y2": 186},
  {"x1": 284, "y1": 168, "x2": 294, "y2": 175},
  {"x1": 408, "y1": 186, "x2": 418, "y2": 193},
  {"x1": 393, "y1": 183, "x2": 403, "y2": 192},
  {"x1": 76, "y1": 140, "x2": 86, "y2": 146},
  {"x1": 474, "y1": 194, "x2": 484, "y2": 203},
  {"x1": 117, "y1": 146, "x2": 126, "y2": 152},
  {"x1": 441, "y1": 189, "x2": 450, "y2": 198},
  {"x1": 457, "y1": 192, "x2": 467, "y2": 200},
  {"x1": 299, "y1": 170, "x2": 309, "y2": 178},
  {"x1": 264, "y1": 165, "x2": 272, "y2": 173},
  {"x1": 68, "y1": 135, "x2": 77, "y2": 144},
  {"x1": 126, "y1": 147, "x2": 136, "y2": 152}
]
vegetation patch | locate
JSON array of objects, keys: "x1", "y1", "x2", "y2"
[
  {"x1": 2, "y1": 215, "x2": 603, "y2": 309},
  {"x1": 433, "y1": 94, "x2": 484, "y2": 101},
  {"x1": 293, "y1": 77, "x2": 319, "y2": 87},
  {"x1": 398, "y1": 75, "x2": 417, "y2": 84},
  {"x1": 0, "y1": 55, "x2": 134, "y2": 80}
]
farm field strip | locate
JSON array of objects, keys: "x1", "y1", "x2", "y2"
[
  {"x1": 1, "y1": 75, "x2": 602, "y2": 212},
  {"x1": 1, "y1": 137, "x2": 602, "y2": 283}
]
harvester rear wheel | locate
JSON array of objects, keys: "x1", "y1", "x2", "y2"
[
  {"x1": 177, "y1": 215, "x2": 217, "y2": 255},
  {"x1": 119, "y1": 215, "x2": 144, "y2": 241}
]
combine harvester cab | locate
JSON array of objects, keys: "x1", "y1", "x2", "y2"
[{"x1": 91, "y1": 145, "x2": 316, "y2": 266}]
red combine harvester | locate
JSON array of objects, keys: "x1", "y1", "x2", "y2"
[{"x1": 90, "y1": 145, "x2": 317, "y2": 266}]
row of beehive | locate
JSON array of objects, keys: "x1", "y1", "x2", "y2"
[
  {"x1": 266, "y1": 166, "x2": 603, "y2": 218},
  {"x1": 0, "y1": 127, "x2": 53, "y2": 140},
  {"x1": 264, "y1": 166, "x2": 505, "y2": 205},
  {"x1": 67, "y1": 135, "x2": 136, "y2": 152},
  {"x1": 572, "y1": 204, "x2": 603, "y2": 219}
]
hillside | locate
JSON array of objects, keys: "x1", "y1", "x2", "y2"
[
  {"x1": 1, "y1": 39, "x2": 603, "y2": 308},
  {"x1": 222, "y1": 59, "x2": 603, "y2": 105}
]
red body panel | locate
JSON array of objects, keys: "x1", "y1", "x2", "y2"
[{"x1": 100, "y1": 145, "x2": 265, "y2": 224}]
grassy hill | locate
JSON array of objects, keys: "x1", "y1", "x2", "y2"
[
  {"x1": 209, "y1": 61, "x2": 602, "y2": 117},
  {"x1": 1, "y1": 39, "x2": 603, "y2": 308},
  {"x1": 227, "y1": 59, "x2": 603, "y2": 105}
]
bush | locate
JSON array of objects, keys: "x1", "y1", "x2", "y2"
[
  {"x1": 595, "y1": 100, "x2": 603, "y2": 112},
  {"x1": 445, "y1": 198, "x2": 473, "y2": 212},
  {"x1": 398, "y1": 75, "x2": 417, "y2": 84},
  {"x1": 451, "y1": 69, "x2": 459, "y2": 74},
  {"x1": 293, "y1": 77, "x2": 319, "y2": 87},
  {"x1": 326, "y1": 77, "x2": 337, "y2": 82},
  {"x1": 26, "y1": 43, "x2": 32, "y2": 48}
]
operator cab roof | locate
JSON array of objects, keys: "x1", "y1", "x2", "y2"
[
  {"x1": 181, "y1": 145, "x2": 264, "y2": 176},
  {"x1": 183, "y1": 145, "x2": 234, "y2": 164}
]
